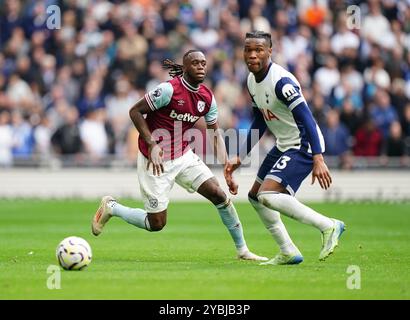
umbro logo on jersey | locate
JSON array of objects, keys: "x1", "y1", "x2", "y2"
[
  {"x1": 282, "y1": 84, "x2": 299, "y2": 101},
  {"x1": 170, "y1": 109, "x2": 199, "y2": 122},
  {"x1": 178, "y1": 99, "x2": 185, "y2": 106}
]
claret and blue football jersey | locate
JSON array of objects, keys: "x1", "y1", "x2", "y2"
[{"x1": 140, "y1": 76, "x2": 218, "y2": 160}]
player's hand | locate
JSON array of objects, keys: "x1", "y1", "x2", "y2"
[
  {"x1": 224, "y1": 157, "x2": 241, "y2": 195},
  {"x1": 311, "y1": 154, "x2": 332, "y2": 190},
  {"x1": 147, "y1": 144, "x2": 164, "y2": 176},
  {"x1": 224, "y1": 156, "x2": 241, "y2": 177},
  {"x1": 224, "y1": 163, "x2": 239, "y2": 195}
]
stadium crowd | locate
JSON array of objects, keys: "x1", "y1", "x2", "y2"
[{"x1": 0, "y1": 0, "x2": 410, "y2": 168}]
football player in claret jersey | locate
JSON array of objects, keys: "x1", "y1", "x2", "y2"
[
  {"x1": 224, "y1": 31, "x2": 346, "y2": 265},
  {"x1": 92, "y1": 50, "x2": 267, "y2": 261}
]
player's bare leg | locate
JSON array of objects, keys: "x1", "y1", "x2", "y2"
[
  {"x1": 248, "y1": 180, "x2": 303, "y2": 265},
  {"x1": 197, "y1": 177, "x2": 268, "y2": 261},
  {"x1": 257, "y1": 179, "x2": 345, "y2": 261},
  {"x1": 147, "y1": 211, "x2": 167, "y2": 231}
]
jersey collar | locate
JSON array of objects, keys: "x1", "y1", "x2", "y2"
[
  {"x1": 255, "y1": 62, "x2": 272, "y2": 83},
  {"x1": 181, "y1": 76, "x2": 200, "y2": 92}
]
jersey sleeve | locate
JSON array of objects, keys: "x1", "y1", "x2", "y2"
[
  {"x1": 204, "y1": 95, "x2": 218, "y2": 125},
  {"x1": 144, "y1": 82, "x2": 174, "y2": 111},
  {"x1": 276, "y1": 77, "x2": 324, "y2": 154},
  {"x1": 274, "y1": 77, "x2": 306, "y2": 111},
  {"x1": 292, "y1": 101, "x2": 325, "y2": 155}
]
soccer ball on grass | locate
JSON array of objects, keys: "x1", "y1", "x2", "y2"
[{"x1": 56, "y1": 236, "x2": 92, "y2": 270}]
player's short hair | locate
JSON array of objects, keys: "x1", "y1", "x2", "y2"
[
  {"x1": 183, "y1": 49, "x2": 202, "y2": 61},
  {"x1": 245, "y1": 31, "x2": 272, "y2": 48},
  {"x1": 163, "y1": 50, "x2": 203, "y2": 78}
]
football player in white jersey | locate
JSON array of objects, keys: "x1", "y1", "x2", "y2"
[{"x1": 224, "y1": 31, "x2": 345, "y2": 265}]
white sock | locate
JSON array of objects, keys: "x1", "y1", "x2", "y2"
[
  {"x1": 216, "y1": 199, "x2": 248, "y2": 253},
  {"x1": 257, "y1": 192, "x2": 333, "y2": 232},
  {"x1": 248, "y1": 196, "x2": 298, "y2": 255},
  {"x1": 110, "y1": 201, "x2": 151, "y2": 231}
]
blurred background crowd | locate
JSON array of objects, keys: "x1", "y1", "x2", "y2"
[{"x1": 1, "y1": 0, "x2": 410, "y2": 168}]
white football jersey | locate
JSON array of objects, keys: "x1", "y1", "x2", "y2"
[{"x1": 247, "y1": 62, "x2": 325, "y2": 153}]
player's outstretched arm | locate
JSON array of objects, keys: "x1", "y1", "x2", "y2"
[
  {"x1": 129, "y1": 98, "x2": 164, "y2": 176},
  {"x1": 275, "y1": 77, "x2": 332, "y2": 190},
  {"x1": 291, "y1": 102, "x2": 332, "y2": 190},
  {"x1": 224, "y1": 107, "x2": 267, "y2": 194},
  {"x1": 207, "y1": 122, "x2": 238, "y2": 195}
]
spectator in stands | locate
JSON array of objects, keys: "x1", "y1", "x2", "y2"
[
  {"x1": 281, "y1": 25, "x2": 310, "y2": 69},
  {"x1": 6, "y1": 73, "x2": 35, "y2": 112},
  {"x1": 39, "y1": 54, "x2": 57, "y2": 92},
  {"x1": 232, "y1": 90, "x2": 253, "y2": 131},
  {"x1": 11, "y1": 111, "x2": 34, "y2": 159},
  {"x1": 321, "y1": 109, "x2": 350, "y2": 157},
  {"x1": 330, "y1": 12, "x2": 360, "y2": 61},
  {"x1": 389, "y1": 79, "x2": 408, "y2": 123},
  {"x1": 364, "y1": 58, "x2": 391, "y2": 101},
  {"x1": 362, "y1": 0, "x2": 394, "y2": 49},
  {"x1": 301, "y1": 0, "x2": 327, "y2": 29},
  {"x1": 43, "y1": 84, "x2": 68, "y2": 112},
  {"x1": 382, "y1": 121, "x2": 406, "y2": 157},
  {"x1": 190, "y1": 11, "x2": 219, "y2": 51},
  {"x1": 354, "y1": 118, "x2": 383, "y2": 157},
  {"x1": 339, "y1": 98, "x2": 362, "y2": 136},
  {"x1": 0, "y1": 0, "x2": 24, "y2": 46},
  {"x1": 332, "y1": 64, "x2": 364, "y2": 111},
  {"x1": 240, "y1": 3, "x2": 271, "y2": 34},
  {"x1": 15, "y1": 55, "x2": 38, "y2": 87},
  {"x1": 79, "y1": 108, "x2": 110, "y2": 158},
  {"x1": 76, "y1": 78, "x2": 105, "y2": 118},
  {"x1": 0, "y1": 110, "x2": 13, "y2": 167},
  {"x1": 314, "y1": 55, "x2": 340, "y2": 98},
  {"x1": 34, "y1": 114, "x2": 52, "y2": 159},
  {"x1": 401, "y1": 103, "x2": 410, "y2": 156},
  {"x1": 55, "y1": 65, "x2": 80, "y2": 106},
  {"x1": 116, "y1": 21, "x2": 148, "y2": 74},
  {"x1": 309, "y1": 94, "x2": 330, "y2": 129},
  {"x1": 105, "y1": 78, "x2": 139, "y2": 149},
  {"x1": 0, "y1": 73, "x2": 10, "y2": 111},
  {"x1": 51, "y1": 107, "x2": 83, "y2": 155},
  {"x1": 147, "y1": 34, "x2": 173, "y2": 63},
  {"x1": 370, "y1": 89, "x2": 398, "y2": 138}
]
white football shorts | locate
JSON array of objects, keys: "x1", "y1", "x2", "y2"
[{"x1": 137, "y1": 149, "x2": 214, "y2": 213}]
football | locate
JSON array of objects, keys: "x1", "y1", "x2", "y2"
[{"x1": 56, "y1": 236, "x2": 92, "y2": 270}]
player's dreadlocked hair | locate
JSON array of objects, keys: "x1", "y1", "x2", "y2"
[
  {"x1": 162, "y1": 50, "x2": 202, "y2": 78},
  {"x1": 162, "y1": 59, "x2": 183, "y2": 78},
  {"x1": 245, "y1": 31, "x2": 272, "y2": 48}
]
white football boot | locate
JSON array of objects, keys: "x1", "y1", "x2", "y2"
[
  {"x1": 259, "y1": 251, "x2": 304, "y2": 266},
  {"x1": 238, "y1": 248, "x2": 269, "y2": 261},
  {"x1": 91, "y1": 196, "x2": 116, "y2": 236},
  {"x1": 319, "y1": 219, "x2": 346, "y2": 261}
]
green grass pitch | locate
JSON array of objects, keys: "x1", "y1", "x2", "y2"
[{"x1": 0, "y1": 199, "x2": 409, "y2": 300}]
